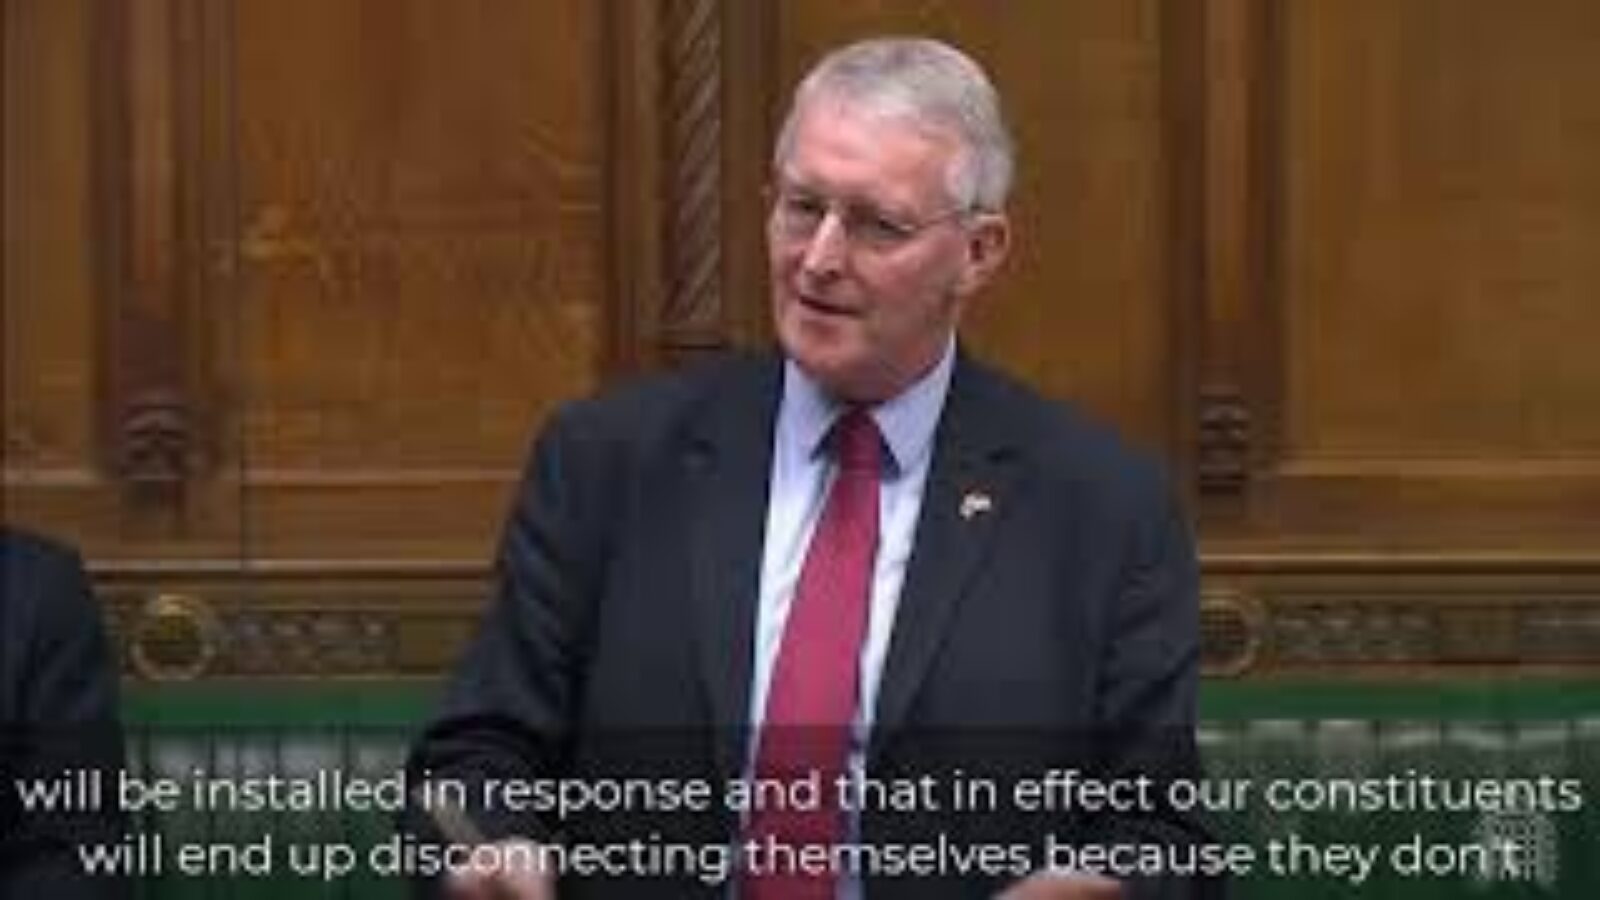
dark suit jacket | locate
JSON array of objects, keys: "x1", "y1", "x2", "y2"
[
  {"x1": 409, "y1": 351, "x2": 1211, "y2": 899},
  {"x1": 0, "y1": 530, "x2": 129, "y2": 900}
]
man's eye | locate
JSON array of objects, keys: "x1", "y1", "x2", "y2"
[
  {"x1": 859, "y1": 214, "x2": 909, "y2": 243},
  {"x1": 784, "y1": 195, "x2": 826, "y2": 219}
]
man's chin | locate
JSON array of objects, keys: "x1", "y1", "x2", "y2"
[{"x1": 785, "y1": 350, "x2": 872, "y2": 401}]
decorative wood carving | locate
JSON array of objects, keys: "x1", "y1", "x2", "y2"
[
  {"x1": 101, "y1": 568, "x2": 1600, "y2": 680},
  {"x1": 1200, "y1": 590, "x2": 1263, "y2": 676},
  {"x1": 128, "y1": 592, "x2": 220, "y2": 681},
  {"x1": 1201, "y1": 559, "x2": 1600, "y2": 675},
  {"x1": 1261, "y1": 597, "x2": 1600, "y2": 668},
  {"x1": 660, "y1": 0, "x2": 724, "y2": 355},
  {"x1": 93, "y1": 0, "x2": 221, "y2": 494},
  {"x1": 1183, "y1": 0, "x2": 1280, "y2": 507},
  {"x1": 607, "y1": 0, "x2": 774, "y2": 371},
  {"x1": 116, "y1": 388, "x2": 192, "y2": 486},
  {"x1": 1198, "y1": 383, "x2": 1251, "y2": 495},
  {"x1": 11, "y1": 0, "x2": 1593, "y2": 685},
  {"x1": 101, "y1": 564, "x2": 488, "y2": 680},
  {"x1": 1200, "y1": 1, "x2": 1600, "y2": 550}
]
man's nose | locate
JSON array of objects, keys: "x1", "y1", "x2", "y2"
[{"x1": 800, "y1": 210, "x2": 849, "y2": 278}]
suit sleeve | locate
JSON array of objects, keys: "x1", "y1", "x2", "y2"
[
  {"x1": 403, "y1": 404, "x2": 613, "y2": 854},
  {"x1": 1, "y1": 538, "x2": 129, "y2": 900},
  {"x1": 1091, "y1": 479, "x2": 1222, "y2": 900}
]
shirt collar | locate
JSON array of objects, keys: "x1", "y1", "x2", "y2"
[{"x1": 779, "y1": 338, "x2": 955, "y2": 477}]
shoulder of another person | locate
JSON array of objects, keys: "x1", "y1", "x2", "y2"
[
  {"x1": 1, "y1": 529, "x2": 93, "y2": 689},
  {"x1": 2, "y1": 527, "x2": 79, "y2": 569},
  {"x1": 2, "y1": 528, "x2": 86, "y2": 603}
]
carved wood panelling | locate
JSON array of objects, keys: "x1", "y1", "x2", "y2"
[
  {"x1": 1205, "y1": 554, "x2": 1600, "y2": 675},
  {"x1": 229, "y1": 0, "x2": 603, "y2": 560},
  {"x1": 603, "y1": 0, "x2": 666, "y2": 375},
  {"x1": 1197, "y1": 383, "x2": 1251, "y2": 497},
  {"x1": 1259, "y1": 594, "x2": 1600, "y2": 672},
  {"x1": 93, "y1": 0, "x2": 221, "y2": 495},
  {"x1": 1180, "y1": 0, "x2": 1280, "y2": 506},
  {"x1": 6, "y1": 0, "x2": 243, "y2": 556},
  {"x1": 659, "y1": 0, "x2": 724, "y2": 349},
  {"x1": 4, "y1": 0, "x2": 102, "y2": 476},
  {"x1": 92, "y1": 563, "x2": 1600, "y2": 681},
  {"x1": 608, "y1": 0, "x2": 773, "y2": 371},
  {"x1": 10, "y1": 0, "x2": 1600, "y2": 681},
  {"x1": 99, "y1": 564, "x2": 486, "y2": 680},
  {"x1": 1200, "y1": 0, "x2": 1600, "y2": 552}
]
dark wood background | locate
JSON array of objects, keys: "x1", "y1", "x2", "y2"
[{"x1": 6, "y1": 0, "x2": 1599, "y2": 681}]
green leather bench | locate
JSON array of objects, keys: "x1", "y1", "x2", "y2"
[
  {"x1": 118, "y1": 681, "x2": 1599, "y2": 898},
  {"x1": 123, "y1": 684, "x2": 425, "y2": 900},
  {"x1": 1199, "y1": 682, "x2": 1599, "y2": 898}
]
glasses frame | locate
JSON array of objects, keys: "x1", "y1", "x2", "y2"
[{"x1": 764, "y1": 180, "x2": 976, "y2": 254}]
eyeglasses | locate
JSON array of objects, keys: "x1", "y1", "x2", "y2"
[{"x1": 766, "y1": 182, "x2": 972, "y2": 253}]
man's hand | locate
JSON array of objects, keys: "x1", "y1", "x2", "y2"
[
  {"x1": 442, "y1": 839, "x2": 556, "y2": 900},
  {"x1": 998, "y1": 870, "x2": 1125, "y2": 900}
]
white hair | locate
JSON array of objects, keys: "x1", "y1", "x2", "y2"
[{"x1": 774, "y1": 37, "x2": 1016, "y2": 211}]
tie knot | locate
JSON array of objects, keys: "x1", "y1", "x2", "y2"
[{"x1": 831, "y1": 409, "x2": 882, "y2": 474}]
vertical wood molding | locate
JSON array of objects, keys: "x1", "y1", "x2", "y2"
[
  {"x1": 659, "y1": 0, "x2": 724, "y2": 357},
  {"x1": 718, "y1": 0, "x2": 776, "y2": 355},
  {"x1": 93, "y1": 0, "x2": 223, "y2": 496},
  {"x1": 1245, "y1": 0, "x2": 1284, "y2": 491},
  {"x1": 1198, "y1": 0, "x2": 1252, "y2": 500},
  {"x1": 1183, "y1": 0, "x2": 1283, "y2": 508},
  {"x1": 1161, "y1": 0, "x2": 1206, "y2": 504},
  {"x1": 1198, "y1": 383, "x2": 1252, "y2": 495},
  {"x1": 605, "y1": 0, "x2": 773, "y2": 376},
  {"x1": 605, "y1": 0, "x2": 666, "y2": 376}
]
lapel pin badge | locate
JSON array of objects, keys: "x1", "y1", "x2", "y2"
[{"x1": 959, "y1": 491, "x2": 993, "y2": 520}]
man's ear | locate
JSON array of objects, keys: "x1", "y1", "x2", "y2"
[{"x1": 953, "y1": 213, "x2": 1011, "y2": 297}]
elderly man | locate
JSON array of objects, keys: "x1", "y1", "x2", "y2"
[{"x1": 409, "y1": 37, "x2": 1210, "y2": 900}]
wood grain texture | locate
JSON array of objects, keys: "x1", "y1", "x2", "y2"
[
  {"x1": 95, "y1": 561, "x2": 487, "y2": 679},
  {"x1": 98, "y1": 0, "x2": 220, "y2": 494},
  {"x1": 660, "y1": 0, "x2": 724, "y2": 344},
  {"x1": 1203, "y1": 563, "x2": 1600, "y2": 677},
  {"x1": 8, "y1": 0, "x2": 1600, "y2": 677},
  {"x1": 5, "y1": 0, "x2": 244, "y2": 559},
  {"x1": 4, "y1": 0, "x2": 99, "y2": 474},
  {"x1": 1208, "y1": 0, "x2": 1600, "y2": 550},
  {"x1": 1284, "y1": 0, "x2": 1600, "y2": 458},
  {"x1": 230, "y1": 0, "x2": 604, "y2": 557}
]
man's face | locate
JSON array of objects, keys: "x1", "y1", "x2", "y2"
[{"x1": 768, "y1": 98, "x2": 1009, "y2": 403}]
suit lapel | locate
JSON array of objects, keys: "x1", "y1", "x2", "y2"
[
  {"x1": 684, "y1": 356, "x2": 782, "y2": 780},
  {"x1": 869, "y1": 357, "x2": 1028, "y2": 762}
]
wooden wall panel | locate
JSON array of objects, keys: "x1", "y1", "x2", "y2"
[
  {"x1": 1286, "y1": 1, "x2": 1600, "y2": 460},
  {"x1": 231, "y1": 0, "x2": 605, "y2": 561},
  {"x1": 1203, "y1": 0, "x2": 1600, "y2": 553},
  {"x1": 6, "y1": 0, "x2": 610, "y2": 677},
  {"x1": 8, "y1": 0, "x2": 1600, "y2": 679},
  {"x1": 1198, "y1": 0, "x2": 1600, "y2": 674},
  {"x1": 5, "y1": 0, "x2": 244, "y2": 562},
  {"x1": 4, "y1": 0, "x2": 99, "y2": 475},
  {"x1": 769, "y1": 0, "x2": 1179, "y2": 458}
]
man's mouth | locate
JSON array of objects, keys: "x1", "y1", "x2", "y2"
[{"x1": 798, "y1": 294, "x2": 859, "y2": 318}]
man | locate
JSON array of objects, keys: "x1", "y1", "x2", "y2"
[
  {"x1": 409, "y1": 38, "x2": 1210, "y2": 900},
  {"x1": 1, "y1": 529, "x2": 129, "y2": 899}
]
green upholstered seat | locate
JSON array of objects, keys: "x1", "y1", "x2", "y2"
[{"x1": 112, "y1": 681, "x2": 1598, "y2": 898}]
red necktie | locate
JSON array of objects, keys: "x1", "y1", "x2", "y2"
[{"x1": 744, "y1": 408, "x2": 882, "y2": 900}]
